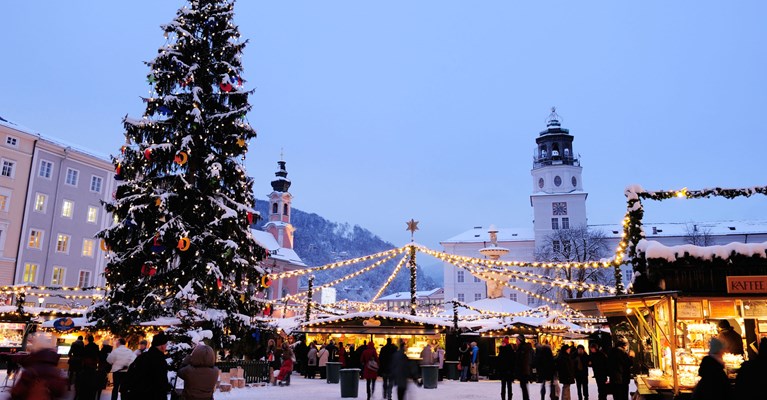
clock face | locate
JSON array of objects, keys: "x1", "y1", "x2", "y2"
[
  {"x1": 572, "y1": 176, "x2": 577, "y2": 187},
  {"x1": 538, "y1": 178, "x2": 544, "y2": 188},
  {"x1": 554, "y1": 176, "x2": 562, "y2": 187},
  {"x1": 552, "y1": 202, "x2": 568, "y2": 215}
]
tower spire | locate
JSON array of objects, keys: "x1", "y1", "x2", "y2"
[{"x1": 271, "y1": 157, "x2": 291, "y2": 192}]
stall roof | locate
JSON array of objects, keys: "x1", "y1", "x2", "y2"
[
  {"x1": 565, "y1": 291, "x2": 679, "y2": 316},
  {"x1": 299, "y1": 311, "x2": 451, "y2": 335}
]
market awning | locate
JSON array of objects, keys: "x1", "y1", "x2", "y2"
[
  {"x1": 565, "y1": 291, "x2": 679, "y2": 317},
  {"x1": 297, "y1": 311, "x2": 449, "y2": 336}
]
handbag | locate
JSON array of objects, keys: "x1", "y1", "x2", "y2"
[
  {"x1": 457, "y1": 363, "x2": 462, "y2": 371},
  {"x1": 367, "y1": 359, "x2": 379, "y2": 371}
]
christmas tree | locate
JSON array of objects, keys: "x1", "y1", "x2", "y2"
[{"x1": 93, "y1": 0, "x2": 266, "y2": 348}]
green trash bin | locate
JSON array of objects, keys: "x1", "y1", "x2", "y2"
[
  {"x1": 340, "y1": 368, "x2": 360, "y2": 398},
  {"x1": 326, "y1": 362, "x2": 342, "y2": 383},
  {"x1": 444, "y1": 361, "x2": 459, "y2": 380},
  {"x1": 421, "y1": 365, "x2": 439, "y2": 389}
]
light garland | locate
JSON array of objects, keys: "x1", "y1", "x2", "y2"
[
  {"x1": 369, "y1": 253, "x2": 409, "y2": 303},
  {"x1": 416, "y1": 245, "x2": 622, "y2": 270},
  {"x1": 267, "y1": 247, "x2": 406, "y2": 280}
]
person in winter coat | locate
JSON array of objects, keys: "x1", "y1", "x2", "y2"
[
  {"x1": 78, "y1": 334, "x2": 101, "y2": 400},
  {"x1": 318, "y1": 344, "x2": 330, "y2": 379},
  {"x1": 515, "y1": 335, "x2": 533, "y2": 400},
  {"x1": 276, "y1": 344, "x2": 294, "y2": 386},
  {"x1": 459, "y1": 342, "x2": 472, "y2": 382},
  {"x1": 67, "y1": 335, "x2": 85, "y2": 392},
  {"x1": 96, "y1": 340, "x2": 114, "y2": 400},
  {"x1": 716, "y1": 320, "x2": 744, "y2": 355},
  {"x1": 392, "y1": 341, "x2": 420, "y2": 400},
  {"x1": 556, "y1": 345, "x2": 575, "y2": 400},
  {"x1": 134, "y1": 339, "x2": 148, "y2": 356},
  {"x1": 573, "y1": 345, "x2": 589, "y2": 400},
  {"x1": 124, "y1": 331, "x2": 171, "y2": 400},
  {"x1": 11, "y1": 332, "x2": 67, "y2": 400},
  {"x1": 470, "y1": 342, "x2": 480, "y2": 381},
  {"x1": 435, "y1": 345, "x2": 446, "y2": 381},
  {"x1": 379, "y1": 338, "x2": 398, "y2": 400},
  {"x1": 306, "y1": 342, "x2": 318, "y2": 379},
  {"x1": 735, "y1": 337, "x2": 767, "y2": 397},
  {"x1": 420, "y1": 343, "x2": 433, "y2": 366},
  {"x1": 692, "y1": 338, "x2": 730, "y2": 400},
  {"x1": 361, "y1": 341, "x2": 380, "y2": 400},
  {"x1": 588, "y1": 343, "x2": 608, "y2": 400},
  {"x1": 354, "y1": 342, "x2": 367, "y2": 377},
  {"x1": 107, "y1": 338, "x2": 136, "y2": 400},
  {"x1": 497, "y1": 336, "x2": 516, "y2": 400},
  {"x1": 326, "y1": 340, "x2": 338, "y2": 362},
  {"x1": 294, "y1": 338, "x2": 308, "y2": 374},
  {"x1": 178, "y1": 343, "x2": 219, "y2": 400},
  {"x1": 338, "y1": 341, "x2": 347, "y2": 367},
  {"x1": 607, "y1": 338, "x2": 634, "y2": 400},
  {"x1": 535, "y1": 339, "x2": 557, "y2": 400}
]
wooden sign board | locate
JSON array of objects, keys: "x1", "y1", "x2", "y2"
[
  {"x1": 677, "y1": 301, "x2": 704, "y2": 319},
  {"x1": 727, "y1": 276, "x2": 767, "y2": 294},
  {"x1": 743, "y1": 300, "x2": 767, "y2": 318},
  {"x1": 709, "y1": 300, "x2": 737, "y2": 318}
]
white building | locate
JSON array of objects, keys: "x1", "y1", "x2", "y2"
[{"x1": 441, "y1": 109, "x2": 767, "y2": 307}]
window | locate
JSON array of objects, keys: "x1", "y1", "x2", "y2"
[
  {"x1": 56, "y1": 234, "x2": 70, "y2": 253},
  {"x1": 283, "y1": 204, "x2": 289, "y2": 216},
  {"x1": 509, "y1": 276, "x2": 517, "y2": 283},
  {"x1": 51, "y1": 267, "x2": 65, "y2": 286},
  {"x1": 474, "y1": 293, "x2": 482, "y2": 301},
  {"x1": 457, "y1": 270, "x2": 465, "y2": 283},
  {"x1": 551, "y1": 218, "x2": 559, "y2": 230},
  {"x1": 87, "y1": 206, "x2": 98, "y2": 223},
  {"x1": 1, "y1": 160, "x2": 15, "y2": 178},
  {"x1": 562, "y1": 217, "x2": 570, "y2": 230},
  {"x1": 28, "y1": 229, "x2": 43, "y2": 249},
  {"x1": 527, "y1": 296, "x2": 537, "y2": 306},
  {"x1": 90, "y1": 176, "x2": 103, "y2": 193},
  {"x1": 0, "y1": 194, "x2": 8, "y2": 212},
  {"x1": 272, "y1": 203, "x2": 278, "y2": 214},
  {"x1": 473, "y1": 275, "x2": 481, "y2": 283},
  {"x1": 22, "y1": 263, "x2": 37, "y2": 283},
  {"x1": 457, "y1": 293, "x2": 465, "y2": 302},
  {"x1": 552, "y1": 201, "x2": 568, "y2": 215},
  {"x1": 82, "y1": 239, "x2": 94, "y2": 257},
  {"x1": 563, "y1": 241, "x2": 572, "y2": 254},
  {"x1": 61, "y1": 199, "x2": 74, "y2": 218},
  {"x1": 553, "y1": 240, "x2": 561, "y2": 252},
  {"x1": 34, "y1": 193, "x2": 47, "y2": 213},
  {"x1": 78, "y1": 270, "x2": 91, "y2": 287},
  {"x1": 39, "y1": 160, "x2": 53, "y2": 179},
  {"x1": 509, "y1": 293, "x2": 518, "y2": 302},
  {"x1": 5, "y1": 136, "x2": 18, "y2": 147},
  {"x1": 65, "y1": 168, "x2": 79, "y2": 186}
]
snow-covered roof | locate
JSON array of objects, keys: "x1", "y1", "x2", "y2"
[
  {"x1": 442, "y1": 227, "x2": 535, "y2": 244},
  {"x1": 41, "y1": 317, "x2": 92, "y2": 328},
  {"x1": 251, "y1": 229, "x2": 307, "y2": 267},
  {"x1": 591, "y1": 220, "x2": 767, "y2": 238},
  {"x1": 0, "y1": 114, "x2": 37, "y2": 135},
  {"x1": 637, "y1": 239, "x2": 767, "y2": 262},
  {"x1": 376, "y1": 288, "x2": 443, "y2": 301},
  {"x1": 476, "y1": 316, "x2": 586, "y2": 333},
  {"x1": 303, "y1": 311, "x2": 451, "y2": 327},
  {"x1": 530, "y1": 191, "x2": 587, "y2": 198},
  {"x1": 442, "y1": 298, "x2": 531, "y2": 317}
]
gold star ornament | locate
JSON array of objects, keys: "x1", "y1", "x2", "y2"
[{"x1": 406, "y1": 219, "x2": 419, "y2": 234}]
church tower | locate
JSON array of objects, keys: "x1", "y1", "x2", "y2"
[
  {"x1": 530, "y1": 108, "x2": 588, "y2": 245},
  {"x1": 264, "y1": 158, "x2": 295, "y2": 249}
]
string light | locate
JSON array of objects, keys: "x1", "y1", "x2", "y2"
[{"x1": 368, "y1": 253, "x2": 409, "y2": 304}]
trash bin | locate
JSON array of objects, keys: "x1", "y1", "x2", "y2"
[
  {"x1": 326, "y1": 362, "x2": 342, "y2": 383},
  {"x1": 340, "y1": 368, "x2": 361, "y2": 398},
  {"x1": 421, "y1": 365, "x2": 439, "y2": 389},
  {"x1": 444, "y1": 361, "x2": 459, "y2": 380}
]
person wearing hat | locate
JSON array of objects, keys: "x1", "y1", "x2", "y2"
[
  {"x1": 691, "y1": 338, "x2": 730, "y2": 399},
  {"x1": 716, "y1": 320, "x2": 744, "y2": 355},
  {"x1": 607, "y1": 338, "x2": 633, "y2": 400},
  {"x1": 497, "y1": 336, "x2": 515, "y2": 400},
  {"x1": 123, "y1": 331, "x2": 171, "y2": 400}
]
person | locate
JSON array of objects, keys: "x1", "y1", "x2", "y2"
[
  {"x1": 459, "y1": 342, "x2": 472, "y2": 382},
  {"x1": 435, "y1": 344, "x2": 446, "y2": 381},
  {"x1": 326, "y1": 340, "x2": 338, "y2": 362},
  {"x1": 96, "y1": 340, "x2": 114, "y2": 400},
  {"x1": 556, "y1": 345, "x2": 575, "y2": 400},
  {"x1": 573, "y1": 345, "x2": 589, "y2": 400},
  {"x1": 78, "y1": 334, "x2": 100, "y2": 400},
  {"x1": 318, "y1": 344, "x2": 329, "y2": 380},
  {"x1": 470, "y1": 341, "x2": 480, "y2": 381},
  {"x1": 306, "y1": 342, "x2": 318, "y2": 379},
  {"x1": 348, "y1": 344, "x2": 357, "y2": 369},
  {"x1": 354, "y1": 341, "x2": 367, "y2": 377},
  {"x1": 515, "y1": 334, "x2": 533, "y2": 400},
  {"x1": 379, "y1": 338, "x2": 398, "y2": 400},
  {"x1": 534, "y1": 339, "x2": 557, "y2": 400},
  {"x1": 735, "y1": 337, "x2": 767, "y2": 397},
  {"x1": 68, "y1": 335, "x2": 85, "y2": 392},
  {"x1": 692, "y1": 338, "x2": 730, "y2": 400},
  {"x1": 178, "y1": 343, "x2": 219, "y2": 400},
  {"x1": 107, "y1": 338, "x2": 136, "y2": 400},
  {"x1": 294, "y1": 337, "x2": 308, "y2": 374},
  {"x1": 276, "y1": 343, "x2": 294, "y2": 386},
  {"x1": 420, "y1": 343, "x2": 433, "y2": 366},
  {"x1": 392, "y1": 340, "x2": 419, "y2": 400},
  {"x1": 124, "y1": 331, "x2": 171, "y2": 400},
  {"x1": 607, "y1": 338, "x2": 633, "y2": 400},
  {"x1": 588, "y1": 343, "x2": 608, "y2": 400},
  {"x1": 360, "y1": 341, "x2": 379, "y2": 400},
  {"x1": 338, "y1": 341, "x2": 347, "y2": 367},
  {"x1": 10, "y1": 332, "x2": 67, "y2": 400},
  {"x1": 717, "y1": 320, "x2": 744, "y2": 355},
  {"x1": 497, "y1": 336, "x2": 515, "y2": 400},
  {"x1": 134, "y1": 339, "x2": 148, "y2": 356}
]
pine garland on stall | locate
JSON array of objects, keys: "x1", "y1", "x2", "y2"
[
  {"x1": 305, "y1": 276, "x2": 314, "y2": 321},
  {"x1": 408, "y1": 245, "x2": 417, "y2": 316}
]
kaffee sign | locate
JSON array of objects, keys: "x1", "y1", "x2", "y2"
[{"x1": 727, "y1": 276, "x2": 767, "y2": 294}]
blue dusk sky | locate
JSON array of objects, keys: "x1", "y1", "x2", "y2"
[{"x1": 1, "y1": 1, "x2": 766, "y2": 249}]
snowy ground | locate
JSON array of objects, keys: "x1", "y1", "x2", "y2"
[{"x1": 1, "y1": 371, "x2": 637, "y2": 400}]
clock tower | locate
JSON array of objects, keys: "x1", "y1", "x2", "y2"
[
  {"x1": 530, "y1": 108, "x2": 588, "y2": 245},
  {"x1": 264, "y1": 158, "x2": 295, "y2": 249}
]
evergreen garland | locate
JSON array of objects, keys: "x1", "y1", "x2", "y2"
[
  {"x1": 408, "y1": 245, "x2": 417, "y2": 316},
  {"x1": 306, "y1": 275, "x2": 314, "y2": 321}
]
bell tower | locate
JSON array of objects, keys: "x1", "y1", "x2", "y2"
[
  {"x1": 264, "y1": 157, "x2": 295, "y2": 249},
  {"x1": 530, "y1": 108, "x2": 588, "y2": 244}
]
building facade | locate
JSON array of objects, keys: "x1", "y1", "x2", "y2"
[{"x1": 442, "y1": 109, "x2": 767, "y2": 308}]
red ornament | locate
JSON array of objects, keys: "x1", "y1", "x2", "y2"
[
  {"x1": 217, "y1": 278, "x2": 223, "y2": 290},
  {"x1": 144, "y1": 149, "x2": 152, "y2": 160},
  {"x1": 220, "y1": 82, "x2": 233, "y2": 92},
  {"x1": 115, "y1": 164, "x2": 122, "y2": 174},
  {"x1": 141, "y1": 264, "x2": 157, "y2": 276},
  {"x1": 247, "y1": 212, "x2": 254, "y2": 225},
  {"x1": 263, "y1": 304, "x2": 272, "y2": 316}
]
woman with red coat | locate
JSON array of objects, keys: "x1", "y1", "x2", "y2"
[
  {"x1": 360, "y1": 342, "x2": 379, "y2": 400},
  {"x1": 338, "y1": 341, "x2": 347, "y2": 367}
]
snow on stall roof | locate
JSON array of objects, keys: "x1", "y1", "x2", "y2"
[
  {"x1": 443, "y1": 298, "x2": 531, "y2": 317},
  {"x1": 376, "y1": 288, "x2": 442, "y2": 301},
  {"x1": 442, "y1": 227, "x2": 535, "y2": 244},
  {"x1": 303, "y1": 311, "x2": 451, "y2": 327},
  {"x1": 590, "y1": 220, "x2": 767, "y2": 238},
  {"x1": 636, "y1": 238, "x2": 767, "y2": 262},
  {"x1": 250, "y1": 229, "x2": 307, "y2": 267},
  {"x1": 40, "y1": 316, "x2": 92, "y2": 328}
]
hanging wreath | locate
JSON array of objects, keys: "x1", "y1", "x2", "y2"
[
  {"x1": 261, "y1": 275, "x2": 272, "y2": 288},
  {"x1": 100, "y1": 240, "x2": 110, "y2": 252},
  {"x1": 174, "y1": 151, "x2": 188, "y2": 165},
  {"x1": 177, "y1": 237, "x2": 191, "y2": 251}
]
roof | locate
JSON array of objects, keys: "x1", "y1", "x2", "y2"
[
  {"x1": 303, "y1": 310, "x2": 451, "y2": 327},
  {"x1": 251, "y1": 229, "x2": 307, "y2": 267},
  {"x1": 442, "y1": 297, "x2": 531, "y2": 317},
  {"x1": 0, "y1": 115, "x2": 37, "y2": 135},
  {"x1": 637, "y1": 238, "x2": 767, "y2": 262},
  {"x1": 530, "y1": 191, "x2": 587, "y2": 198},
  {"x1": 590, "y1": 220, "x2": 767, "y2": 239},
  {"x1": 0, "y1": 114, "x2": 111, "y2": 162},
  {"x1": 377, "y1": 288, "x2": 443, "y2": 301},
  {"x1": 442, "y1": 227, "x2": 535, "y2": 244}
]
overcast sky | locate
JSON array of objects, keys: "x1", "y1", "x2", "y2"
[{"x1": 1, "y1": 1, "x2": 766, "y2": 249}]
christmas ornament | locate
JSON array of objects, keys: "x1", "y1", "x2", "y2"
[
  {"x1": 100, "y1": 240, "x2": 110, "y2": 252},
  {"x1": 115, "y1": 164, "x2": 123, "y2": 181},
  {"x1": 236, "y1": 138, "x2": 245, "y2": 147},
  {"x1": 219, "y1": 82, "x2": 233, "y2": 92},
  {"x1": 174, "y1": 151, "x2": 188, "y2": 165},
  {"x1": 144, "y1": 149, "x2": 152, "y2": 160},
  {"x1": 177, "y1": 237, "x2": 191, "y2": 251},
  {"x1": 224, "y1": 248, "x2": 233, "y2": 259},
  {"x1": 141, "y1": 264, "x2": 157, "y2": 277},
  {"x1": 151, "y1": 235, "x2": 165, "y2": 252},
  {"x1": 261, "y1": 275, "x2": 272, "y2": 288},
  {"x1": 247, "y1": 211, "x2": 254, "y2": 225},
  {"x1": 217, "y1": 278, "x2": 223, "y2": 290},
  {"x1": 155, "y1": 198, "x2": 162, "y2": 207},
  {"x1": 156, "y1": 105, "x2": 172, "y2": 116},
  {"x1": 146, "y1": 74, "x2": 157, "y2": 84},
  {"x1": 263, "y1": 304, "x2": 272, "y2": 316},
  {"x1": 120, "y1": 145, "x2": 127, "y2": 154}
]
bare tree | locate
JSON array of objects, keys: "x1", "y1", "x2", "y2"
[
  {"x1": 683, "y1": 223, "x2": 713, "y2": 246},
  {"x1": 534, "y1": 225, "x2": 612, "y2": 300}
]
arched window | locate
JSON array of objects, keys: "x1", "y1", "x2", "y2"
[
  {"x1": 541, "y1": 149, "x2": 547, "y2": 158},
  {"x1": 564, "y1": 148, "x2": 570, "y2": 157},
  {"x1": 551, "y1": 143, "x2": 560, "y2": 157},
  {"x1": 283, "y1": 204, "x2": 289, "y2": 216},
  {"x1": 272, "y1": 203, "x2": 278, "y2": 214}
]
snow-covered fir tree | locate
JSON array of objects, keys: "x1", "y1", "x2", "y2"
[{"x1": 92, "y1": 0, "x2": 266, "y2": 349}]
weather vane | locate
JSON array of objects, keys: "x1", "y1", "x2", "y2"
[{"x1": 406, "y1": 219, "x2": 419, "y2": 242}]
